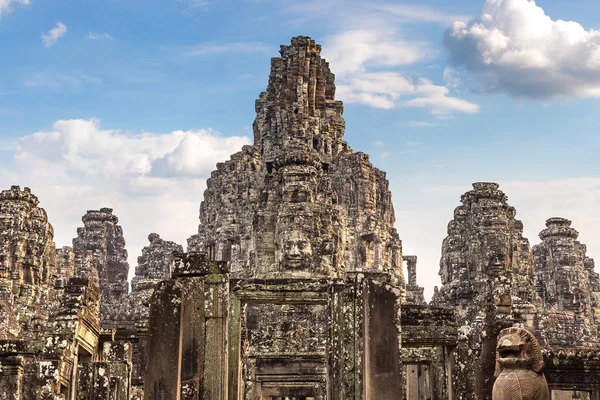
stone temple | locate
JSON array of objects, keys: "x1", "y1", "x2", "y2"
[{"x1": 1, "y1": 36, "x2": 600, "y2": 400}]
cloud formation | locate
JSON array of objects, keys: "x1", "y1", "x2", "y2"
[
  {"x1": 24, "y1": 71, "x2": 101, "y2": 89},
  {"x1": 0, "y1": 0, "x2": 29, "y2": 18},
  {"x1": 368, "y1": 3, "x2": 469, "y2": 24},
  {"x1": 86, "y1": 32, "x2": 114, "y2": 40},
  {"x1": 326, "y1": 30, "x2": 480, "y2": 116},
  {"x1": 1, "y1": 119, "x2": 250, "y2": 279},
  {"x1": 184, "y1": 41, "x2": 270, "y2": 56},
  {"x1": 310, "y1": 6, "x2": 479, "y2": 116},
  {"x1": 445, "y1": 0, "x2": 600, "y2": 99},
  {"x1": 42, "y1": 22, "x2": 67, "y2": 47}
]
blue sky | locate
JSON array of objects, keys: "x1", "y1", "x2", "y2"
[{"x1": 1, "y1": 0, "x2": 599, "y2": 298}]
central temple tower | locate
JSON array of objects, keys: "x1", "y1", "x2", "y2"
[{"x1": 145, "y1": 36, "x2": 405, "y2": 400}]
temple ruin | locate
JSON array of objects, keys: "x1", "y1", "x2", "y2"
[{"x1": 1, "y1": 36, "x2": 599, "y2": 400}]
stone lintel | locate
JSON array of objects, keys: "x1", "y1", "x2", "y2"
[
  {"x1": 0, "y1": 340, "x2": 28, "y2": 355},
  {"x1": 172, "y1": 252, "x2": 229, "y2": 277}
]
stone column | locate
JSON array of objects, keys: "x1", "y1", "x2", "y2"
[
  {"x1": 144, "y1": 280, "x2": 183, "y2": 400},
  {"x1": 0, "y1": 356, "x2": 24, "y2": 400}
]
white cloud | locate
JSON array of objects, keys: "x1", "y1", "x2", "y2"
[
  {"x1": 0, "y1": 0, "x2": 29, "y2": 18},
  {"x1": 405, "y1": 79, "x2": 481, "y2": 116},
  {"x1": 318, "y1": 23, "x2": 478, "y2": 116},
  {"x1": 368, "y1": 3, "x2": 470, "y2": 24},
  {"x1": 1, "y1": 119, "x2": 250, "y2": 280},
  {"x1": 24, "y1": 71, "x2": 101, "y2": 89},
  {"x1": 324, "y1": 29, "x2": 425, "y2": 75},
  {"x1": 408, "y1": 121, "x2": 437, "y2": 128},
  {"x1": 443, "y1": 67, "x2": 461, "y2": 89},
  {"x1": 174, "y1": 0, "x2": 209, "y2": 9},
  {"x1": 42, "y1": 22, "x2": 67, "y2": 47},
  {"x1": 334, "y1": 70, "x2": 480, "y2": 116},
  {"x1": 185, "y1": 41, "x2": 270, "y2": 56},
  {"x1": 445, "y1": 0, "x2": 600, "y2": 98},
  {"x1": 86, "y1": 32, "x2": 114, "y2": 40}
]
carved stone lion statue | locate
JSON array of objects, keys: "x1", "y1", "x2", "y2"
[{"x1": 492, "y1": 327, "x2": 549, "y2": 400}]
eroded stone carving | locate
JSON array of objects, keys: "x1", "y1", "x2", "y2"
[
  {"x1": 188, "y1": 36, "x2": 403, "y2": 284},
  {"x1": 73, "y1": 208, "x2": 130, "y2": 328},
  {"x1": 0, "y1": 185, "x2": 57, "y2": 340},
  {"x1": 492, "y1": 327, "x2": 549, "y2": 400},
  {"x1": 5, "y1": 36, "x2": 600, "y2": 400},
  {"x1": 246, "y1": 303, "x2": 327, "y2": 354},
  {"x1": 435, "y1": 182, "x2": 538, "y2": 399}
]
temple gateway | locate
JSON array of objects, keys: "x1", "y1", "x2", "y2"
[{"x1": 1, "y1": 37, "x2": 599, "y2": 400}]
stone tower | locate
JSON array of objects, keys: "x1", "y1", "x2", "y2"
[
  {"x1": 532, "y1": 217, "x2": 600, "y2": 347},
  {"x1": 72, "y1": 208, "x2": 130, "y2": 327},
  {"x1": 0, "y1": 185, "x2": 57, "y2": 340},
  {"x1": 188, "y1": 36, "x2": 402, "y2": 282},
  {"x1": 146, "y1": 36, "x2": 404, "y2": 400},
  {"x1": 436, "y1": 182, "x2": 536, "y2": 399}
]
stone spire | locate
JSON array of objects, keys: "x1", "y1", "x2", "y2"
[
  {"x1": 0, "y1": 186, "x2": 57, "y2": 292},
  {"x1": 253, "y1": 36, "x2": 346, "y2": 161},
  {"x1": 532, "y1": 217, "x2": 600, "y2": 347},
  {"x1": 132, "y1": 233, "x2": 182, "y2": 289},
  {"x1": 533, "y1": 218, "x2": 592, "y2": 311},
  {"x1": 436, "y1": 182, "x2": 536, "y2": 399},
  {"x1": 72, "y1": 208, "x2": 129, "y2": 326},
  {"x1": 437, "y1": 182, "x2": 534, "y2": 313},
  {"x1": 0, "y1": 185, "x2": 57, "y2": 339},
  {"x1": 189, "y1": 36, "x2": 403, "y2": 282}
]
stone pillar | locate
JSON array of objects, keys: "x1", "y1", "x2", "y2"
[
  {"x1": 144, "y1": 280, "x2": 183, "y2": 400},
  {"x1": 201, "y1": 270, "x2": 229, "y2": 399},
  {"x1": 364, "y1": 276, "x2": 403, "y2": 399},
  {"x1": 145, "y1": 253, "x2": 229, "y2": 400},
  {"x1": 405, "y1": 256, "x2": 417, "y2": 287},
  {"x1": 0, "y1": 356, "x2": 24, "y2": 400},
  {"x1": 330, "y1": 273, "x2": 403, "y2": 400},
  {"x1": 330, "y1": 275, "x2": 365, "y2": 399}
]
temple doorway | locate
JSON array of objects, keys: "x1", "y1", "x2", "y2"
[{"x1": 405, "y1": 363, "x2": 433, "y2": 400}]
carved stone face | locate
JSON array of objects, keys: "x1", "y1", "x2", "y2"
[
  {"x1": 482, "y1": 236, "x2": 510, "y2": 277},
  {"x1": 281, "y1": 230, "x2": 312, "y2": 269},
  {"x1": 487, "y1": 251, "x2": 508, "y2": 275}
]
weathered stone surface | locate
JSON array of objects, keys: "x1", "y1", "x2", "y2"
[
  {"x1": 55, "y1": 246, "x2": 75, "y2": 289},
  {"x1": 147, "y1": 36, "x2": 405, "y2": 400},
  {"x1": 532, "y1": 217, "x2": 600, "y2": 348},
  {"x1": 437, "y1": 183, "x2": 600, "y2": 399},
  {"x1": 5, "y1": 36, "x2": 600, "y2": 400},
  {"x1": 130, "y1": 233, "x2": 183, "y2": 320},
  {"x1": 0, "y1": 185, "x2": 57, "y2": 340},
  {"x1": 73, "y1": 208, "x2": 130, "y2": 328},
  {"x1": 403, "y1": 255, "x2": 425, "y2": 305},
  {"x1": 492, "y1": 327, "x2": 549, "y2": 400},
  {"x1": 188, "y1": 36, "x2": 402, "y2": 284},
  {"x1": 436, "y1": 182, "x2": 537, "y2": 399}
]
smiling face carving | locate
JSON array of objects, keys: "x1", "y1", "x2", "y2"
[{"x1": 280, "y1": 230, "x2": 313, "y2": 269}]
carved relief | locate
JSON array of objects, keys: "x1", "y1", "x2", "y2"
[{"x1": 245, "y1": 303, "x2": 327, "y2": 354}]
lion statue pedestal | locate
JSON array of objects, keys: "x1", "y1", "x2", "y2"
[{"x1": 492, "y1": 327, "x2": 549, "y2": 400}]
